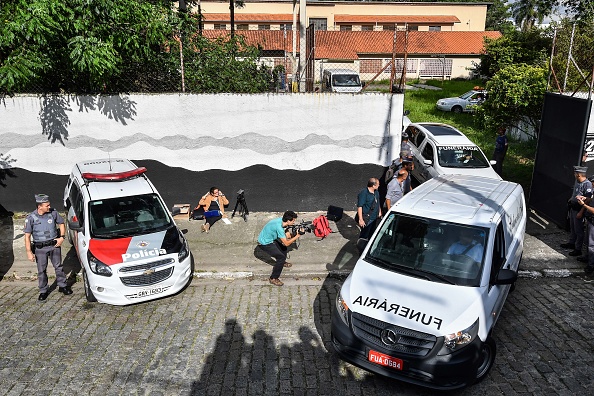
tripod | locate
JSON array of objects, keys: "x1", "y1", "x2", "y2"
[{"x1": 232, "y1": 189, "x2": 249, "y2": 221}]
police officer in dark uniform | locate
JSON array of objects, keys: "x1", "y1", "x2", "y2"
[
  {"x1": 575, "y1": 194, "x2": 594, "y2": 274},
  {"x1": 24, "y1": 194, "x2": 72, "y2": 301},
  {"x1": 560, "y1": 166, "x2": 593, "y2": 257}
]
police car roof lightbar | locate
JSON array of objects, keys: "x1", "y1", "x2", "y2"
[{"x1": 82, "y1": 167, "x2": 147, "y2": 182}]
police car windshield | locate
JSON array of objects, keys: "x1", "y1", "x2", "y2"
[
  {"x1": 365, "y1": 213, "x2": 488, "y2": 287},
  {"x1": 437, "y1": 146, "x2": 490, "y2": 169},
  {"x1": 459, "y1": 90, "x2": 475, "y2": 100},
  {"x1": 89, "y1": 194, "x2": 172, "y2": 238}
]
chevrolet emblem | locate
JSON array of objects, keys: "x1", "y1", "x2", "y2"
[{"x1": 143, "y1": 268, "x2": 155, "y2": 276}]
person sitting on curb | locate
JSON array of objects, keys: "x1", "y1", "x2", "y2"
[
  {"x1": 196, "y1": 186, "x2": 229, "y2": 233},
  {"x1": 257, "y1": 211, "x2": 302, "y2": 286}
]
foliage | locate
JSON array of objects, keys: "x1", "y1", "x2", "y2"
[
  {"x1": 404, "y1": 79, "x2": 536, "y2": 194},
  {"x1": 0, "y1": 0, "x2": 178, "y2": 94},
  {"x1": 560, "y1": 0, "x2": 594, "y2": 25},
  {"x1": 478, "y1": 64, "x2": 547, "y2": 138},
  {"x1": 485, "y1": 0, "x2": 514, "y2": 33},
  {"x1": 0, "y1": 0, "x2": 274, "y2": 95},
  {"x1": 182, "y1": 35, "x2": 273, "y2": 93},
  {"x1": 510, "y1": 0, "x2": 554, "y2": 31},
  {"x1": 548, "y1": 18, "x2": 594, "y2": 94},
  {"x1": 478, "y1": 29, "x2": 552, "y2": 78}
]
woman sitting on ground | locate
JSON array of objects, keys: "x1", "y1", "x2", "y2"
[{"x1": 196, "y1": 186, "x2": 229, "y2": 233}]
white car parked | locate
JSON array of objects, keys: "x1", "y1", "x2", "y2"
[
  {"x1": 436, "y1": 89, "x2": 486, "y2": 113},
  {"x1": 64, "y1": 158, "x2": 193, "y2": 305},
  {"x1": 404, "y1": 123, "x2": 501, "y2": 183}
]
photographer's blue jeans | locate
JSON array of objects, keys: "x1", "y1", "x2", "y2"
[{"x1": 260, "y1": 240, "x2": 287, "y2": 279}]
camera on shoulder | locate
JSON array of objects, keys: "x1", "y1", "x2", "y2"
[{"x1": 286, "y1": 220, "x2": 313, "y2": 238}]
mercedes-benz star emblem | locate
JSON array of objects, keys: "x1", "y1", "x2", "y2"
[{"x1": 381, "y1": 328, "x2": 400, "y2": 346}]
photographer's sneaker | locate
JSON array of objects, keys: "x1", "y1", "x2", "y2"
[
  {"x1": 269, "y1": 278, "x2": 283, "y2": 286},
  {"x1": 283, "y1": 262, "x2": 292, "y2": 268}
]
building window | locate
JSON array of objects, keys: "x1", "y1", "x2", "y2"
[
  {"x1": 309, "y1": 18, "x2": 327, "y2": 31},
  {"x1": 280, "y1": 23, "x2": 293, "y2": 31},
  {"x1": 383, "y1": 25, "x2": 395, "y2": 31},
  {"x1": 214, "y1": 24, "x2": 226, "y2": 30},
  {"x1": 236, "y1": 24, "x2": 249, "y2": 30},
  {"x1": 258, "y1": 24, "x2": 270, "y2": 31},
  {"x1": 361, "y1": 25, "x2": 373, "y2": 31},
  {"x1": 429, "y1": 26, "x2": 441, "y2": 31},
  {"x1": 407, "y1": 25, "x2": 419, "y2": 31},
  {"x1": 340, "y1": 25, "x2": 352, "y2": 31}
]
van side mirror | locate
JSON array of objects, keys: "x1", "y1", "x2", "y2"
[
  {"x1": 403, "y1": 110, "x2": 410, "y2": 116},
  {"x1": 64, "y1": 198, "x2": 71, "y2": 210},
  {"x1": 490, "y1": 160, "x2": 497, "y2": 166},
  {"x1": 495, "y1": 269, "x2": 517, "y2": 285},
  {"x1": 68, "y1": 219, "x2": 83, "y2": 232}
]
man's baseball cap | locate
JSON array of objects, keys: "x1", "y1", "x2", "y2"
[
  {"x1": 573, "y1": 166, "x2": 588, "y2": 174},
  {"x1": 35, "y1": 194, "x2": 50, "y2": 203},
  {"x1": 401, "y1": 132, "x2": 409, "y2": 140},
  {"x1": 401, "y1": 156, "x2": 413, "y2": 163}
]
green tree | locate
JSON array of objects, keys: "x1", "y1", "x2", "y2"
[
  {"x1": 510, "y1": 0, "x2": 554, "y2": 31},
  {"x1": 478, "y1": 29, "x2": 551, "y2": 78},
  {"x1": 0, "y1": 0, "x2": 178, "y2": 94},
  {"x1": 478, "y1": 64, "x2": 547, "y2": 138},
  {"x1": 485, "y1": 0, "x2": 514, "y2": 33}
]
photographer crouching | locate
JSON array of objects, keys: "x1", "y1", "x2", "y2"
[{"x1": 257, "y1": 211, "x2": 305, "y2": 286}]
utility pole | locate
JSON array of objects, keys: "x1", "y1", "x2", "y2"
[{"x1": 299, "y1": 0, "x2": 306, "y2": 92}]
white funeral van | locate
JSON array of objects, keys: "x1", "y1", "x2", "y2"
[
  {"x1": 63, "y1": 159, "x2": 192, "y2": 305},
  {"x1": 332, "y1": 174, "x2": 526, "y2": 389}
]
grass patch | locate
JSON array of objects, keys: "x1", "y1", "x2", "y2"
[{"x1": 403, "y1": 79, "x2": 536, "y2": 195}]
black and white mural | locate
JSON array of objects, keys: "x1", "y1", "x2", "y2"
[{"x1": 0, "y1": 93, "x2": 404, "y2": 212}]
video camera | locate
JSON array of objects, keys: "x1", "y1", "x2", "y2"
[{"x1": 285, "y1": 220, "x2": 313, "y2": 238}]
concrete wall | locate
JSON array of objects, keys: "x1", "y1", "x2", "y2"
[{"x1": 0, "y1": 93, "x2": 404, "y2": 213}]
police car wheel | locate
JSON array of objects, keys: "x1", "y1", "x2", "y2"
[
  {"x1": 83, "y1": 269, "x2": 97, "y2": 303},
  {"x1": 452, "y1": 106, "x2": 463, "y2": 114},
  {"x1": 474, "y1": 336, "x2": 496, "y2": 383}
]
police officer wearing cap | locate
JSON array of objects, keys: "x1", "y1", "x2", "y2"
[
  {"x1": 560, "y1": 166, "x2": 593, "y2": 257},
  {"x1": 24, "y1": 194, "x2": 72, "y2": 301}
]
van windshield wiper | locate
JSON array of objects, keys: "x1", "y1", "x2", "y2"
[
  {"x1": 412, "y1": 268, "x2": 456, "y2": 285},
  {"x1": 366, "y1": 256, "x2": 431, "y2": 280}
]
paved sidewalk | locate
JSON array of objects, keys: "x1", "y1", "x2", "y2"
[{"x1": 1, "y1": 209, "x2": 591, "y2": 283}]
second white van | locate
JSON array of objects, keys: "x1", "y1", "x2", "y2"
[{"x1": 331, "y1": 174, "x2": 526, "y2": 389}]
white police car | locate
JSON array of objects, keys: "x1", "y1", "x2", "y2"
[
  {"x1": 436, "y1": 89, "x2": 486, "y2": 113},
  {"x1": 63, "y1": 159, "x2": 192, "y2": 305},
  {"x1": 404, "y1": 123, "x2": 501, "y2": 183}
]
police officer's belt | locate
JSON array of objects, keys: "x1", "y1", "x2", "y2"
[{"x1": 33, "y1": 240, "x2": 56, "y2": 248}]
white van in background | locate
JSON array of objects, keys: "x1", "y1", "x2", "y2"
[
  {"x1": 331, "y1": 175, "x2": 526, "y2": 390},
  {"x1": 322, "y1": 69, "x2": 362, "y2": 93}
]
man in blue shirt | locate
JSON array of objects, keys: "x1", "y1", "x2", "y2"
[
  {"x1": 357, "y1": 177, "x2": 382, "y2": 239},
  {"x1": 492, "y1": 127, "x2": 508, "y2": 177},
  {"x1": 447, "y1": 228, "x2": 484, "y2": 264},
  {"x1": 258, "y1": 211, "x2": 301, "y2": 286}
]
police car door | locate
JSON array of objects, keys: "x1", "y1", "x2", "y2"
[
  {"x1": 484, "y1": 223, "x2": 509, "y2": 331},
  {"x1": 406, "y1": 126, "x2": 425, "y2": 182},
  {"x1": 419, "y1": 140, "x2": 438, "y2": 182}
]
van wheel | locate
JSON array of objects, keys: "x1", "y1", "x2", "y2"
[
  {"x1": 452, "y1": 106, "x2": 463, "y2": 114},
  {"x1": 474, "y1": 336, "x2": 496, "y2": 383},
  {"x1": 83, "y1": 269, "x2": 97, "y2": 303}
]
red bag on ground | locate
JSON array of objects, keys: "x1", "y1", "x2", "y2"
[{"x1": 313, "y1": 215, "x2": 332, "y2": 239}]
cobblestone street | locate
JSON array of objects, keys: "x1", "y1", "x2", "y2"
[{"x1": 0, "y1": 276, "x2": 592, "y2": 395}]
